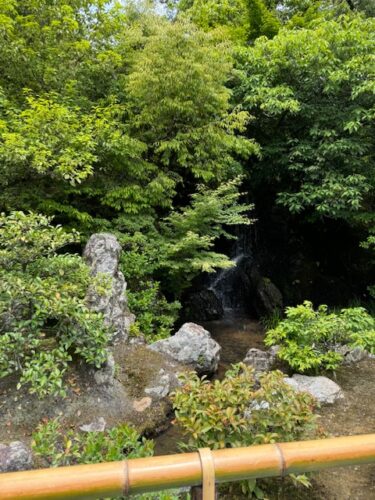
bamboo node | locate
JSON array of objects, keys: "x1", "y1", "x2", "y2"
[
  {"x1": 123, "y1": 460, "x2": 130, "y2": 497},
  {"x1": 274, "y1": 443, "x2": 287, "y2": 477},
  {"x1": 198, "y1": 448, "x2": 216, "y2": 499}
]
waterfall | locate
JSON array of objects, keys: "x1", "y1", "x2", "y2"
[{"x1": 209, "y1": 253, "x2": 253, "y2": 314}]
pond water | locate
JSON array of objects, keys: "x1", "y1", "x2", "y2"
[{"x1": 155, "y1": 316, "x2": 375, "y2": 499}]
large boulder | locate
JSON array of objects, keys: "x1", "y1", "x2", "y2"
[
  {"x1": 0, "y1": 442, "x2": 33, "y2": 472},
  {"x1": 149, "y1": 323, "x2": 221, "y2": 374},
  {"x1": 84, "y1": 233, "x2": 134, "y2": 342},
  {"x1": 284, "y1": 374, "x2": 344, "y2": 404}
]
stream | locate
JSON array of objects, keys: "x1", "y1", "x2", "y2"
[{"x1": 155, "y1": 316, "x2": 375, "y2": 499}]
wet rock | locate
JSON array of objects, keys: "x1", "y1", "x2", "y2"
[
  {"x1": 215, "y1": 255, "x2": 283, "y2": 316},
  {"x1": 183, "y1": 289, "x2": 224, "y2": 322},
  {"x1": 149, "y1": 323, "x2": 221, "y2": 374},
  {"x1": 144, "y1": 369, "x2": 171, "y2": 400},
  {"x1": 79, "y1": 417, "x2": 107, "y2": 432},
  {"x1": 284, "y1": 374, "x2": 344, "y2": 404},
  {"x1": 243, "y1": 348, "x2": 276, "y2": 373},
  {"x1": 0, "y1": 442, "x2": 33, "y2": 472},
  {"x1": 255, "y1": 277, "x2": 283, "y2": 316},
  {"x1": 84, "y1": 233, "x2": 134, "y2": 342},
  {"x1": 209, "y1": 254, "x2": 254, "y2": 312}
]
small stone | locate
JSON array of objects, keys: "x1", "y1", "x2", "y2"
[
  {"x1": 79, "y1": 417, "x2": 107, "y2": 432},
  {"x1": 0, "y1": 442, "x2": 33, "y2": 472},
  {"x1": 244, "y1": 400, "x2": 270, "y2": 418},
  {"x1": 243, "y1": 348, "x2": 274, "y2": 373},
  {"x1": 133, "y1": 397, "x2": 152, "y2": 412},
  {"x1": 284, "y1": 374, "x2": 344, "y2": 404},
  {"x1": 145, "y1": 374, "x2": 171, "y2": 400}
]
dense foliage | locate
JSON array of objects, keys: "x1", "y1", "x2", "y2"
[
  {"x1": 265, "y1": 301, "x2": 375, "y2": 372},
  {"x1": 0, "y1": 212, "x2": 109, "y2": 397},
  {"x1": 238, "y1": 16, "x2": 374, "y2": 224},
  {"x1": 0, "y1": 0, "x2": 373, "y2": 390},
  {"x1": 0, "y1": 0, "x2": 259, "y2": 338},
  {"x1": 172, "y1": 363, "x2": 317, "y2": 496},
  {"x1": 32, "y1": 419, "x2": 154, "y2": 467}
]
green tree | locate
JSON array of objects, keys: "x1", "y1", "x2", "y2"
[
  {"x1": 125, "y1": 18, "x2": 255, "y2": 183},
  {"x1": 246, "y1": 0, "x2": 280, "y2": 39},
  {"x1": 0, "y1": 2, "x2": 257, "y2": 319},
  {"x1": 175, "y1": 0, "x2": 280, "y2": 41},
  {"x1": 237, "y1": 15, "x2": 375, "y2": 255}
]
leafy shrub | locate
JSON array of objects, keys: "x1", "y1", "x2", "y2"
[
  {"x1": 0, "y1": 212, "x2": 110, "y2": 397},
  {"x1": 265, "y1": 301, "x2": 375, "y2": 373},
  {"x1": 172, "y1": 363, "x2": 317, "y2": 497},
  {"x1": 32, "y1": 419, "x2": 185, "y2": 500},
  {"x1": 32, "y1": 419, "x2": 154, "y2": 467}
]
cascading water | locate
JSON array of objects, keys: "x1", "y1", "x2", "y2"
[
  {"x1": 209, "y1": 252, "x2": 254, "y2": 314},
  {"x1": 207, "y1": 225, "x2": 255, "y2": 315},
  {"x1": 209, "y1": 254, "x2": 241, "y2": 310}
]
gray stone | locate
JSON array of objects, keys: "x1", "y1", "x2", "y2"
[
  {"x1": 0, "y1": 441, "x2": 33, "y2": 472},
  {"x1": 334, "y1": 345, "x2": 368, "y2": 365},
  {"x1": 284, "y1": 374, "x2": 344, "y2": 404},
  {"x1": 149, "y1": 323, "x2": 221, "y2": 374},
  {"x1": 79, "y1": 417, "x2": 107, "y2": 432},
  {"x1": 144, "y1": 369, "x2": 171, "y2": 400},
  {"x1": 244, "y1": 400, "x2": 270, "y2": 418},
  {"x1": 243, "y1": 348, "x2": 275, "y2": 373},
  {"x1": 84, "y1": 233, "x2": 135, "y2": 342},
  {"x1": 269, "y1": 345, "x2": 281, "y2": 357},
  {"x1": 93, "y1": 352, "x2": 116, "y2": 386}
]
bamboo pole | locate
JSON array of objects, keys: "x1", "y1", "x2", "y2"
[{"x1": 1, "y1": 434, "x2": 375, "y2": 500}]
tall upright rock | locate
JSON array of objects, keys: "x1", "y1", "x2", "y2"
[{"x1": 84, "y1": 233, "x2": 134, "y2": 342}]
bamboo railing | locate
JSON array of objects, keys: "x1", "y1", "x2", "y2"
[{"x1": 1, "y1": 434, "x2": 375, "y2": 499}]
